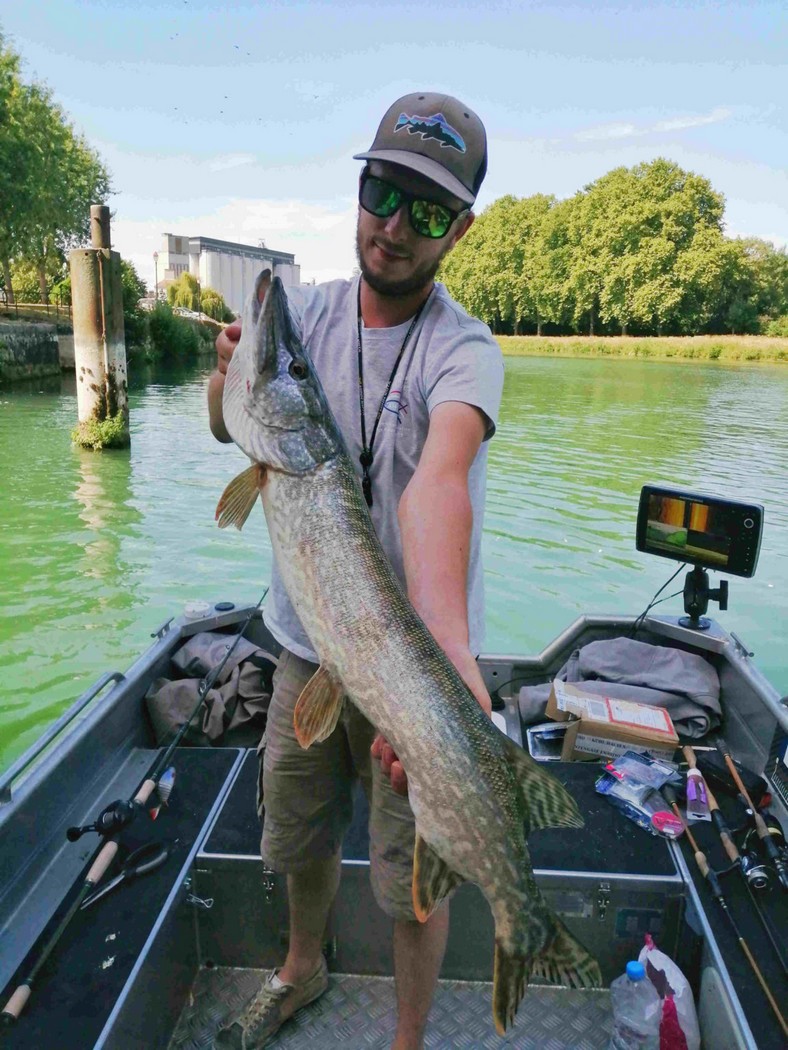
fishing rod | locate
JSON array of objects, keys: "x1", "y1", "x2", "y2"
[
  {"x1": 663, "y1": 784, "x2": 788, "y2": 1039},
  {"x1": 714, "y1": 735, "x2": 788, "y2": 893},
  {"x1": 683, "y1": 746, "x2": 787, "y2": 975},
  {"x1": 1, "y1": 591, "x2": 267, "y2": 1027}
]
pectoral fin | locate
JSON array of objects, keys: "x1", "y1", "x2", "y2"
[
  {"x1": 500, "y1": 733, "x2": 584, "y2": 836},
  {"x1": 216, "y1": 464, "x2": 266, "y2": 530},
  {"x1": 293, "y1": 665, "x2": 345, "y2": 748},
  {"x1": 412, "y1": 832, "x2": 463, "y2": 922}
]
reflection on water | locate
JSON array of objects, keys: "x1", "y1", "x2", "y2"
[
  {"x1": 73, "y1": 446, "x2": 137, "y2": 583},
  {"x1": 1, "y1": 355, "x2": 787, "y2": 772}
]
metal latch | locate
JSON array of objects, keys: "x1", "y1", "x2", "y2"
[
  {"x1": 262, "y1": 865, "x2": 276, "y2": 903},
  {"x1": 183, "y1": 876, "x2": 214, "y2": 909},
  {"x1": 597, "y1": 882, "x2": 611, "y2": 921}
]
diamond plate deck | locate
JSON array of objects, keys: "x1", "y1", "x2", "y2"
[{"x1": 169, "y1": 967, "x2": 613, "y2": 1049}]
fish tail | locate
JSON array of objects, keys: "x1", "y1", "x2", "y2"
[
  {"x1": 492, "y1": 918, "x2": 602, "y2": 1034},
  {"x1": 531, "y1": 915, "x2": 603, "y2": 990},
  {"x1": 492, "y1": 939, "x2": 530, "y2": 1036}
]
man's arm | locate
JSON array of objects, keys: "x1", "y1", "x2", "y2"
[
  {"x1": 372, "y1": 400, "x2": 492, "y2": 794},
  {"x1": 207, "y1": 322, "x2": 242, "y2": 443}
]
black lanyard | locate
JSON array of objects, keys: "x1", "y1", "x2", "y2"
[{"x1": 356, "y1": 282, "x2": 427, "y2": 507}]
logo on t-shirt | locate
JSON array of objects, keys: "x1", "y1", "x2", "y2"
[{"x1": 383, "y1": 390, "x2": 408, "y2": 424}]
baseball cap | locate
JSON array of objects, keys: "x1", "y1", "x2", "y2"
[{"x1": 353, "y1": 92, "x2": 487, "y2": 206}]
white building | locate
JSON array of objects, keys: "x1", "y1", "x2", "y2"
[{"x1": 156, "y1": 234, "x2": 300, "y2": 315}]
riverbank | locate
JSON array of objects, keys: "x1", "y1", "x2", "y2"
[{"x1": 497, "y1": 335, "x2": 788, "y2": 363}]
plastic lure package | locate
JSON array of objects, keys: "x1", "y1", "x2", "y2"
[{"x1": 596, "y1": 750, "x2": 683, "y2": 838}]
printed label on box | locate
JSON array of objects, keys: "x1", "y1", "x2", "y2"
[
  {"x1": 553, "y1": 681, "x2": 609, "y2": 720},
  {"x1": 572, "y1": 733, "x2": 676, "y2": 761},
  {"x1": 607, "y1": 700, "x2": 674, "y2": 735}
]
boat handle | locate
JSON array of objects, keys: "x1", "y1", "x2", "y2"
[{"x1": 0, "y1": 671, "x2": 125, "y2": 805}]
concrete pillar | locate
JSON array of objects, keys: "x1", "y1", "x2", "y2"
[{"x1": 69, "y1": 206, "x2": 130, "y2": 449}]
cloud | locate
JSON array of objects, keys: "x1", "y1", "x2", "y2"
[
  {"x1": 207, "y1": 153, "x2": 257, "y2": 172},
  {"x1": 575, "y1": 107, "x2": 732, "y2": 143}
]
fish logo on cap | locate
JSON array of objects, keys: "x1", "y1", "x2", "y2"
[{"x1": 394, "y1": 112, "x2": 466, "y2": 152}]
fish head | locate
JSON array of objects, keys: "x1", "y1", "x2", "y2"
[{"x1": 223, "y1": 273, "x2": 341, "y2": 475}]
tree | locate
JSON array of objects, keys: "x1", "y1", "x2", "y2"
[
  {"x1": 120, "y1": 259, "x2": 148, "y2": 348},
  {"x1": 200, "y1": 286, "x2": 234, "y2": 322},
  {"x1": 0, "y1": 35, "x2": 35, "y2": 302},
  {"x1": 565, "y1": 159, "x2": 726, "y2": 335},
  {"x1": 0, "y1": 34, "x2": 111, "y2": 303},
  {"x1": 20, "y1": 83, "x2": 111, "y2": 302},
  {"x1": 167, "y1": 271, "x2": 201, "y2": 311}
]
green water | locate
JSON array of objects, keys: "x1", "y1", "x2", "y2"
[{"x1": 1, "y1": 358, "x2": 786, "y2": 774}]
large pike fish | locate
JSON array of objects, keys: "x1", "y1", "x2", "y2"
[{"x1": 216, "y1": 274, "x2": 602, "y2": 1032}]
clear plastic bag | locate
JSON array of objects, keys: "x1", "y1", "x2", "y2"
[{"x1": 638, "y1": 935, "x2": 700, "y2": 1050}]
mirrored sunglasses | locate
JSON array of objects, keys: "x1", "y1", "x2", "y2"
[{"x1": 359, "y1": 172, "x2": 465, "y2": 239}]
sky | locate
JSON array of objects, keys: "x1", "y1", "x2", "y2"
[{"x1": 2, "y1": 0, "x2": 786, "y2": 288}]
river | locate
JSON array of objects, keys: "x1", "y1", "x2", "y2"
[{"x1": 1, "y1": 356, "x2": 786, "y2": 774}]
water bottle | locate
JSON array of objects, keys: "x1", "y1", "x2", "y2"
[{"x1": 608, "y1": 960, "x2": 661, "y2": 1050}]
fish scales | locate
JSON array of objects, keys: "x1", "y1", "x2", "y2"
[
  {"x1": 217, "y1": 273, "x2": 602, "y2": 1033},
  {"x1": 264, "y1": 458, "x2": 525, "y2": 861}
]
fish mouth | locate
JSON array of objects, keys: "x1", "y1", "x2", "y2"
[{"x1": 263, "y1": 422, "x2": 303, "y2": 434}]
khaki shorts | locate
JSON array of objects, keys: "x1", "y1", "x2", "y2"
[{"x1": 259, "y1": 648, "x2": 418, "y2": 921}]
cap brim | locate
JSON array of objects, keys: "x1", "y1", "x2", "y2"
[{"x1": 352, "y1": 149, "x2": 475, "y2": 206}]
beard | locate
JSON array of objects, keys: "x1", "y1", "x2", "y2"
[{"x1": 355, "y1": 226, "x2": 449, "y2": 299}]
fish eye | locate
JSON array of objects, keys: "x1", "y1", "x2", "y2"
[{"x1": 289, "y1": 359, "x2": 308, "y2": 380}]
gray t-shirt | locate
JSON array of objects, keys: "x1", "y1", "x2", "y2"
[{"x1": 264, "y1": 274, "x2": 504, "y2": 661}]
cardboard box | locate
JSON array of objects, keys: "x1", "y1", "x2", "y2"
[{"x1": 545, "y1": 680, "x2": 678, "y2": 762}]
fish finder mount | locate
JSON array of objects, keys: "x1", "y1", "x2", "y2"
[
  {"x1": 681, "y1": 566, "x2": 728, "y2": 631},
  {"x1": 636, "y1": 484, "x2": 764, "y2": 632}
]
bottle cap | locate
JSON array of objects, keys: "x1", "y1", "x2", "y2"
[{"x1": 626, "y1": 961, "x2": 646, "y2": 981}]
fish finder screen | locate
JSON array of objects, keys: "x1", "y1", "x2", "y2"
[
  {"x1": 636, "y1": 486, "x2": 763, "y2": 577},
  {"x1": 645, "y1": 494, "x2": 731, "y2": 565}
]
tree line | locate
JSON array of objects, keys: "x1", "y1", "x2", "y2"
[
  {"x1": 0, "y1": 32, "x2": 111, "y2": 305},
  {"x1": 440, "y1": 159, "x2": 788, "y2": 337}
]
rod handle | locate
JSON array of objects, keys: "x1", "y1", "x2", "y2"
[
  {"x1": 134, "y1": 778, "x2": 157, "y2": 807},
  {"x1": 706, "y1": 785, "x2": 740, "y2": 864},
  {"x1": 695, "y1": 850, "x2": 710, "y2": 879},
  {"x1": 86, "y1": 839, "x2": 119, "y2": 885},
  {"x1": 683, "y1": 745, "x2": 699, "y2": 769},
  {"x1": 1, "y1": 983, "x2": 31, "y2": 1024}
]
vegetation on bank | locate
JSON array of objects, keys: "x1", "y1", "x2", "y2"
[
  {"x1": 440, "y1": 160, "x2": 788, "y2": 339},
  {"x1": 498, "y1": 335, "x2": 788, "y2": 363}
]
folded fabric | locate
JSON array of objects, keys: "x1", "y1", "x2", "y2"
[
  {"x1": 518, "y1": 636, "x2": 721, "y2": 740},
  {"x1": 145, "y1": 631, "x2": 278, "y2": 747}
]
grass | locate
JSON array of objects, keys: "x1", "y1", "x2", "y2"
[{"x1": 497, "y1": 335, "x2": 788, "y2": 363}]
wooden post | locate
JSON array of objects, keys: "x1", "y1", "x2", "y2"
[{"x1": 69, "y1": 207, "x2": 130, "y2": 449}]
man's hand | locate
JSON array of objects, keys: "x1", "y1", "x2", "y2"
[
  {"x1": 371, "y1": 733, "x2": 409, "y2": 796},
  {"x1": 207, "y1": 321, "x2": 243, "y2": 442},
  {"x1": 216, "y1": 321, "x2": 242, "y2": 375}
]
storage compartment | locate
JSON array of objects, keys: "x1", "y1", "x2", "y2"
[{"x1": 195, "y1": 753, "x2": 687, "y2": 985}]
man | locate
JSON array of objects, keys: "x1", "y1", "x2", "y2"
[{"x1": 208, "y1": 92, "x2": 504, "y2": 1050}]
